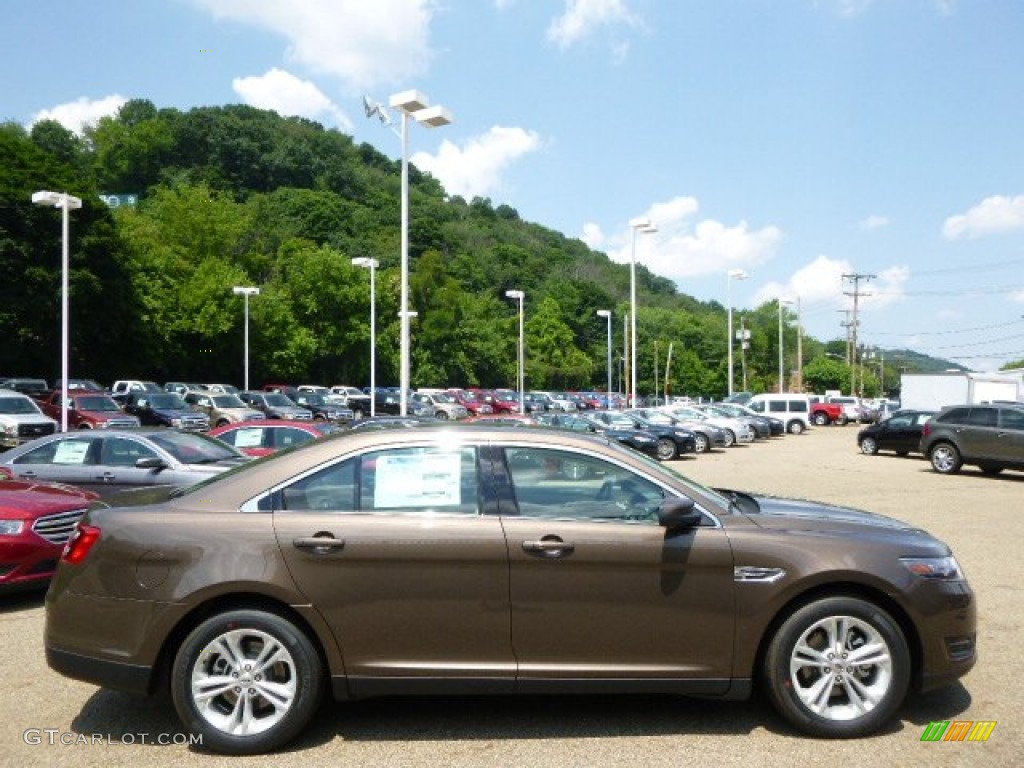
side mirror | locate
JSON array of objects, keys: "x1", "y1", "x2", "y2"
[
  {"x1": 657, "y1": 497, "x2": 702, "y2": 530},
  {"x1": 135, "y1": 457, "x2": 168, "y2": 470}
]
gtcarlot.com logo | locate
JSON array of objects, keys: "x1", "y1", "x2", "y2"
[
  {"x1": 23, "y1": 729, "x2": 202, "y2": 747},
  {"x1": 921, "y1": 720, "x2": 996, "y2": 742}
]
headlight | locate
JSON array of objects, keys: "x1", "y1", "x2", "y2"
[
  {"x1": 2, "y1": 425, "x2": 15, "y2": 437},
  {"x1": 0, "y1": 519, "x2": 25, "y2": 536},
  {"x1": 900, "y1": 556, "x2": 965, "y2": 580}
]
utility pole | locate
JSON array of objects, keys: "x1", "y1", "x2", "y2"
[{"x1": 843, "y1": 273, "x2": 875, "y2": 396}]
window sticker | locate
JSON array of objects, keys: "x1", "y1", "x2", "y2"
[
  {"x1": 53, "y1": 441, "x2": 90, "y2": 465},
  {"x1": 374, "y1": 452, "x2": 462, "y2": 508},
  {"x1": 233, "y1": 428, "x2": 265, "y2": 448}
]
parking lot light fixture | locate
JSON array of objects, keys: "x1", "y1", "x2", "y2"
[
  {"x1": 384, "y1": 90, "x2": 453, "y2": 415},
  {"x1": 596, "y1": 310, "x2": 612, "y2": 408},
  {"x1": 351, "y1": 258, "x2": 379, "y2": 417},
  {"x1": 505, "y1": 290, "x2": 525, "y2": 414},
  {"x1": 628, "y1": 218, "x2": 658, "y2": 407},
  {"x1": 727, "y1": 269, "x2": 749, "y2": 397},
  {"x1": 232, "y1": 286, "x2": 260, "y2": 391},
  {"x1": 32, "y1": 190, "x2": 82, "y2": 433}
]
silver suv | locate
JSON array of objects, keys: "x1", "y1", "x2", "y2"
[{"x1": 919, "y1": 403, "x2": 1024, "y2": 475}]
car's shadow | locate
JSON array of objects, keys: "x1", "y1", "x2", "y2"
[
  {"x1": 0, "y1": 587, "x2": 46, "y2": 614},
  {"x1": 67, "y1": 683, "x2": 972, "y2": 752}
]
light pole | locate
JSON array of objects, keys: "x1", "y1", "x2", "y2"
[
  {"x1": 596, "y1": 310, "x2": 612, "y2": 407},
  {"x1": 628, "y1": 217, "x2": 657, "y2": 407},
  {"x1": 366, "y1": 90, "x2": 452, "y2": 415},
  {"x1": 778, "y1": 298, "x2": 794, "y2": 393},
  {"x1": 352, "y1": 258, "x2": 379, "y2": 417},
  {"x1": 726, "y1": 269, "x2": 749, "y2": 397},
  {"x1": 32, "y1": 191, "x2": 82, "y2": 432},
  {"x1": 232, "y1": 286, "x2": 260, "y2": 391},
  {"x1": 505, "y1": 290, "x2": 525, "y2": 414}
]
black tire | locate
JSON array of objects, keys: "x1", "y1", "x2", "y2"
[
  {"x1": 693, "y1": 433, "x2": 710, "y2": 454},
  {"x1": 171, "y1": 610, "x2": 323, "y2": 755},
  {"x1": 929, "y1": 442, "x2": 962, "y2": 474},
  {"x1": 351, "y1": 408, "x2": 364, "y2": 420},
  {"x1": 859, "y1": 437, "x2": 878, "y2": 455},
  {"x1": 722, "y1": 430, "x2": 736, "y2": 448},
  {"x1": 655, "y1": 437, "x2": 678, "y2": 461},
  {"x1": 837, "y1": 415, "x2": 849, "y2": 426},
  {"x1": 763, "y1": 596, "x2": 910, "y2": 738},
  {"x1": 787, "y1": 420, "x2": 805, "y2": 435},
  {"x1": 216, "y1": 419, "x2": 230, "y2": 428},
  {"x1": 812, "y1": 412, "x2": 829, "y2": 426},
  {"x1": 435, "y1": 410, "x2": 449, "y2": 420}
]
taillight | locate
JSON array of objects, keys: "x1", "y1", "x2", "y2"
[
  {"x1": 921, "y1": 423, "x2": 932, "y2": 437},
  {"x1": 62, "y1": 523, "x2": 100, "y2": 565}
]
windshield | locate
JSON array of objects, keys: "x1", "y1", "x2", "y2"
[
  {"x1": 75, "y1": 396, "x2": 121, "y2": 412},
  {"x1": 147, "y1": 394, "x2": 188, "y2": 409},
  {"x1": 0, "y1": 396, "x2": 42, "y2": 415},
  {"x1": 212, "y1": 395, "x2": 247, "y2": 408},
  {"x1": 602, "y1": 412, "x2": 639, "y2": 428},
  {"x1": 296, "y1": 393, "x2": 326, "y2": 405},
  {"x1": 265, "y1": 393, "x2": 296, "y2": 407},
  {"x1": 431, "y1": 393, "x2": 456, "y2": 403},
  {"x1": 147, "y1": 430, "x2": 245, "y2": 464}
]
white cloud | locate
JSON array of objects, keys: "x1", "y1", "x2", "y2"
[
  {"x1": 604, "y1": 196, "x2": 782, "y2": 281},
  {"x1": 754, "y1": 257, "x2": 909, "y2": 314},
  {"x1": 411, "y1": 125, "x2": 542, "y2": 200},
  {"x1": 194, "y1": 0, "x2": 434, "y2": 91},
  {"x1": 580, "y1": 222, "x2": 605, "y2": 249},
  {"x1": 942, "y1": 195, "x2": 1024, "y2": 239},
  {"x1": 859, "y1": 214, "x2": 889, "y2": 231},
  {"x1": 233, "y1": 68, "x2": 352, "y2": 129},
  {"x1": 547, "y1": 0, "x2": 639, "y2": 49},
  {"x1": 30, "y1": 94, "x2": 127, "y2": 135}
]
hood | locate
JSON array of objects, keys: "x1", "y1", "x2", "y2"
[
  {"x1": 0, "y1": 480, "x2": 97, "y2": 516},
  {"x1": 717, "y1": 489, "x2": 920, "y2": 532}
]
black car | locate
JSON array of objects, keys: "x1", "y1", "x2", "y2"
[
  {"x1": 536, "y1": 413, "x2": 661, "y2": 459},
  {"x1": 857, "y1": 410, "x2": 935, "y2": 456}
]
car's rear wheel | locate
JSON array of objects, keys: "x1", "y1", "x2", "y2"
[
  {"x1": 171, "y1": 610, "x2": 323, "y2": 755},
  {"x1": 837, "y1": 415, "x2": 849, "y2": 426},
  {"x1": 929, "y1": 442, "x2": 962, "y2": 474},
  {"x1": 764, "y1": 596, "x2": 910, "y2": 738},
  {"x1": 859, "y1": 437, "x2": 878, "y2": 455},
  {"x1": 693, "y1": 433, "x2": 710, "y2": 453},
  {"x1": 722, "y1": 430, "x2": 736, "y2": 448},
  {"x1": 655, "y1": 437, "x2": 678, "y2": 461},
  {"x1": 787, "y1": 420, "x2": 805, "y2": 435}
]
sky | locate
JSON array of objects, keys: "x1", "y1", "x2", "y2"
[{"x1": 3, "y1": 0, "x2": 1024, "y2": 371}]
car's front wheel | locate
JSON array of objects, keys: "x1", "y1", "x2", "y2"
[
  {"x1": 655, "y1": 437, "x2": 678, "y2": 461},
  {"x1": 859, "y1": 437, "x2": 878, "y2": 455},
  {"x1": 929, "y1": 442, "x2": 962, "y2": 474},
  {"x1": 764, "y1": 596, "x2": 910, "y2": 738},
  {"x1": 812, "y1": 412, "x2": 829, "y2": 426},
  {"x1": 171, "y1": 610, "x2": 323, "y2": 755}
]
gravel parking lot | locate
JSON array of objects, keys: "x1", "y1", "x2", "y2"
[{"x1": 1, "y1": 425, "x2": 1019, "y2": 767}]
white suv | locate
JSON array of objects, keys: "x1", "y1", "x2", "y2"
[
  {"x1": 746, "y1": 394, "x2": 813, "y2": 434},
  {"x1": 0, "y1": 389, "x2": 60, "y2": 448}
]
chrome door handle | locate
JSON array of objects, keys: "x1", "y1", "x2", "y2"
[
  {"x1": 293, "y1": 535, "x2": 346, "y2": 554},
  {"x1": 522, "y1": 537, "x2": 574, "y2": 558}
]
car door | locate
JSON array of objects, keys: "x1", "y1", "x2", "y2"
[
  {"x1": 877, "y1": 413, "x2": 917, "y2": 453},
  {"x1": 271, "y1": 443, "x2": 514, "y2": 696},
  {"x1": 993, "y1": 407, "x2": 1024, "y2": 465},
  {"x1": 7, "y1": 434, "x2": 101, "y2": 490},
  {"x1": 93, "y1": 435, "x2": 170, "y2": 494},
  {"x1": 495, "y1": 445, "x2": 736, "y2": 692}
]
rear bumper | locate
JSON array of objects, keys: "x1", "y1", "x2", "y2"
[{"x1": 46, "y1": 646, "x2": 153, "y2": 695}]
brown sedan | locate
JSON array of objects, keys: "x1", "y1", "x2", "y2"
[{"x1": 45, "y1": 425, "x2": 976, "y2": 755}]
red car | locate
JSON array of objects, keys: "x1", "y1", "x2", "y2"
[
  {"x1": 38, "y1": 391, "x2": 142, "y2": 430},
  {"x1": 446, "y1": 389, "x2": 494, "y2": 416},
  {"x1": 0, "y1": 467, "x2": 97, "y2": 592},
  {"x1": 208, "y1": 419, "x2": 338, "y2": 457}
]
